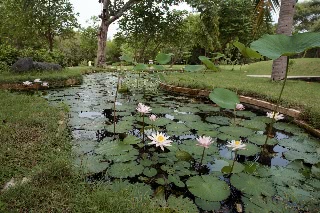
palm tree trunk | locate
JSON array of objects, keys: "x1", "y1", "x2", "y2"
[{"x1": 271, "y1": 0, "x2": 296, "y2": 81}]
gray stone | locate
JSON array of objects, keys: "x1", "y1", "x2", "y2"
[
  {"x1": 11, "y1": 57, "x2": 34, "y2": 73},
  {"x1": 11, "y1": 57, "x2": 62, "y2": 72}
]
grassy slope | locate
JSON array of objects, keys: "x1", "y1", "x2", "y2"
[
  {"x1": 0, "y1": 91, "x2": 164, "y2": 212},
  {"x1": 161, "y1": 58, "x2": 320, "y2": 128}
]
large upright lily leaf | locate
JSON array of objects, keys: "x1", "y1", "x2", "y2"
[
  {"x1": 133, "y1": 63, "x2": 148, "y2": 71},
  {"x1": 186, "y1": 175, "x2": 230, "y2": 201},
  {"x1": 209, "y1": 88, "x2": 240, "y2": 109},
  {"x1": 199, "y1": 56, "x2": 219, "y2": 72},
  {"x1": 233, "y1": 41, "x2": 262, "y2": 59},
  {"x1": 119, "y1": 55, "x2": 133, "y2": 63},
  {"x1": 156, "y1": 53, "x2": 171, "y2": 64},
  {"x1": 250, "y1": 32, "x2": 320, "y2": 59},
  {"x1": 184, "y1": 65, "x2": 205, "y2": 72}
]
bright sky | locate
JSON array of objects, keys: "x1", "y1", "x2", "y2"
[{"x1": 69, "y1": 1, "x2": 192, "y2": 39}]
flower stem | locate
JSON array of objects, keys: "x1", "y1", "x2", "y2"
[
  {"x1": 234, "y1": 108, "x2": 236, "y2": 125},
  {"x1": 200, "y1": 147, "x2": 206, "y2": 166},
  {"x1": 142, "y1": 114, "x2": 145, "y2": 145},
  {"x1": 229, "y1": 150, "x2": 237, "y2": 175},
  {"x1": 264, "y1": 56, "x2": 289, "y2": 146},
  {"x1": 113, "y1": 74, "x2": 121, "y2": 139}
]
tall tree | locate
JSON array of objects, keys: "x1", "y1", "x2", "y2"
[
  {"x1": 96, "y1": 0, "x2": 181, "y2": 67},
  {"x1": 271, "y1": 0, "x2": 296, "y2": 81},
  {"x1": 293, "y1": 0, "x2": 320, "y2": 33}
]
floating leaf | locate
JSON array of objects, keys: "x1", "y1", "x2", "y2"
[
  {"x1": 197, "y1": 104, "x2": 220, "y2": 112},
  {"x1": 108, "y1": 161, "x2": 144, "y2": 178},
  {"x1": 248, "y1": 134, "x2": 278, "y2": 145},
  {"x1": 74, "y1": 155, "x2": 109, "y2": 174},
  {"x1": 234, "y1": 110, "x2": 257, "y2": 118},
  {"x1": 156, "y1": 53, "x2": 171, "y2": 64},
  {"x1": 206, "y1": 116, "x2": 231, "y2": 125},
  {"x1": 239, "y1": 120, "x2": 266, "y2": 131},
  {"x1": 174, "y1": 114, "x2": 201, "y2": 122},
  {"x1": 273, "y1": 122, "x2": 304, "y2": 135},
  {"x1": 175, "y1": 150, "x2": 193, "y2": 161},
  {"x1": 210, "y1": 160, "x2": 229, "y2": 172},
  {"x1": 231, "y1": 173, "x2": 275, "y2": 196},
  {"x1": 186, "y1": 175, "x2": 230, "y2": 201},
  {"x1": 284, "y1": 150, "x2": 320, "y2": 164},
  {"x1": 197, "y1": 129, "x2": 220, "y2": 138},
  {"x1": 242, "y1": 196, "x2": 294, "y2": 213},
  {"x1": 271, "y1": 167, "x2": 305, "y2": 186},
  {"x1": 237, "y1": 143, "x2": 260, "y2": 156},
  {"x1": 195, "y1": 198, "x2": 221, "y2": 211},
  {"x1": 168, "y1": 175, "x2": 185, "y2": 187},
  {"x1": 184, "y1": 65, "x2": 205, "y2": 72},
  {"x1": 167, "y1": 196, "x2": 198, "y2": 213},
  {"x1": 123, "y1": 135, "x2": 140, "y2": 145},
  {"x1": 143, "y1": 167, "x2": 157, "y2": 177},
  {"x1": 177, "y1": 106, "x2": 200, "y2": 113},
  {"x1": 95, "y1": 140, "x2": 133, "y2": 157},
  {"x1": 218, "y1": 126, "x2": 254, "y2": 138},
  {"x1": 106, "y1": 121, "x2": 133, "y2": 133},
  {"x1": 166, "y1": 123, "x2": 190, "y2": 134},
  {"x1": 209, "y1": 88, "x2": 239, "y2": 109}
]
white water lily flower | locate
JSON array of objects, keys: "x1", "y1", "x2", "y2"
[
  {"x1": 23, "y1": 81, "x2": 32, "y2": 86},
  {"x1": 41, "y1": 82, "x2": 49, "y2": 87},
  {"x1": 236, "y1": 103, "x2": 245, "y2": 111},
  {"x1": 196, "y1": 136, "x2": 214, "y2": 148},
  {"x1": 226, "y1": 140, "x2": 247, "y2": 151},
  {"x1": 136, "y1": 103, "x2": 151, "y2": 114},
  {"x1": 266, "y1": 112, "x2": 284, "y2": 121},
  {"x1": 148, "y1": 132, "x2": 172, "y2": 151},
  {"x1": 34, "y1": 79, "x2": 41, "y2": 83},
  {"x1": 149, "y1": 114, "x2": 157, "y2": 121}
]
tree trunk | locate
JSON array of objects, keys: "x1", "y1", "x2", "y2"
[
  {"x1": 271, "y1": 0, "x2": 296, "y2": 81},
  {"x1": 97, "y1": 22, "x2": 109, "y2": 67}
]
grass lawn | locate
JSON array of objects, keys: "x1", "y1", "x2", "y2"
[
  {"x1": 160, "y1": 58, "x2": 320, "y2": 129},
  {"x1": 0, "y1": 91, "x2": 164, "y2": 212}
]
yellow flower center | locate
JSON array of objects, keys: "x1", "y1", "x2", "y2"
[
  {"x1": 235, "y1": 141, "x2": 241, "y2": 146},
  {"x1": 156, "y1": 135, "x2": 165, "y2": 143}
]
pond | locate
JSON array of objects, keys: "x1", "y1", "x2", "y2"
[{"x1": 44, "y1": 72, "x2": 320, "y2": 213}]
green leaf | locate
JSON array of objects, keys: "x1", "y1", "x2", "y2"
[
  {"x1": 186, "y1": 175, "x2": 230, "y2": 201},
  {"x1": 209, "y1": 88, "x2": 240, "y2": 109},
  {"x1": 119, "y1": 54, "x2": 133, "y2": 63},
  {"x1": 168, "y1": 175, "x2": 185, "y2": 187},
  {"x1": 152, "y1": 65, "x2": 165, "y2": 70},
  {"x1": 143, "y1": 167, "x2": 157, "y2": 177},
  {"x1": 230, "y1": 173, "x2": 275, "y2": 196},
  {"x1": 237, "y1": 143, "x2": 260, "y2": 156},
  {"x1": 184, "y1": 65, "x2": 205, "y2": 72},
  {"x1": 270, "y1": 167, "x2": 305, "y2": 186},
  {"x1": 199, "y1": 56, "x2": 219, "y2": 71},
  {"x1": 248, "y1": 134, "x2": 278, "y2": 146},
  {"x1": 167, "y1": 196, "x2": 199, "y2": 213},
  {"x1": 166, "y1": 123, "x2": 190, "y2": 134},
  {"x1": 95, "y1": 140, "x2": 133, "y2": 157},
  {"x1": 218, "y1": 126, "x2": 254, "y2": 138},
  {"x1": 233, "y1": 41, "x2": 262, "y2": 59},
  {"x1": 74, "y1": 155, "x2": 109, "y2": 174},
  {"x1": 205, "y1": 116, "x2": 230, "y2": 125},
  {"x1": 108, "y1": 161, "x2": 144, "y2": 178},
  {"x1": 195, "y1": 198, "x2": 221, "y2": 211},
  {"x1": 133, "y1": 63, "x2": 148, "y2": 71},
  {"x1": 250, "y1": 32, "x2": 320, "y2": 59},
  {"x1": 175, "y1": 150, "x2": 193, "y2": 161},
  {"x1": 155, "y1": 53, "x2": 171, "y2": 64},
  {"x1": 123, "y1": 135, "x2": 140, "y2": 145},
  {"x1": 239, "y1": 120, "x2": 266, "y2": 131}
]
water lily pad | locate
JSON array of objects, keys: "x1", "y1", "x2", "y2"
[
  {"x1": 284, "y1": 150, "x2": 320, "y2": 164},
  {"x1": 210, "y1": 160, "x2": 229, "y2": 172},
  {"x1": 209, "y1": 88, "x2": 239, "y2": 109},
  {"x1": 168, "y1": 175, "x2": 185, "y2": 187},
  {"x1": 156, "y1": 53, "x2": 171, "y2": 65},
  {"x1": 106, "y1": 121, "x2": 133, "y2": 133},
  {"x1": 74, "y1": 155, "x2": 109, "y2": 174},
  {"x1": 242, "y1": 196, "x2": 293, "y2": 213},
  {"x1": 221, "y1": 161, "x2": 245, "y2": 174},
  {"x1": 197, "y1": 104, "x2": 220, "y2": 112},
  {"x1": 166, "y1": 123, "x2": 190, "y2": 134},
  {"x1": 278, "y1": 137, "x2": 315, "y2": 153},
  {"x1": 218, "y1": 126, "x2": 254, "y2": 138},
  {"x1": 206, "y1": 116, "x2": 231, "y2": 125},
  {"x1": 72, "y1": 141, "x2": 98, "y2": 155},
  {"x1": 153, "y1": 117, "x2": 172, "y2": 126},
  {"x1": 252, "y1": 116, "x2": 273, "y2": 124},
  {"x1": 123, "y1": 135, "x2": 141, "y2": 144},
  {"x1": 167, "y1": 196, "x2": 199, "y2": 213},
  {"x1": 277, "y1": 185, "x2": 314, "y2": 205},
  {"x1": 177, "y1": 107, "x2": 200, "y2": 113},
  {"x1": 248, "y1": 134, "x2": 278, "y2": 146},
  {"x1": 239, "y1": 120, "x2": 266, "y2": 131},
  {"x1": 95, "y1": 140, "x2": 133, "y2": 156},
  {"x1": 195, "y1": 198, "x2": 221, "y2": 211},
  {"x1": 231, "y1": 173, "x2": 275, "y2": 196},
  {"x1": 108, "y1": 161, "x2": 144, "y2": 178},
  {"x1": 197, "y1": 129, "x2": 220, "y2": 138},
  {"x1": 187, "y1": 175, "x2": 230, "y2": 201},
  {"x1": 273, "y1": 122, "x2": 304, "y2": 135},
  {"x1": 174, "y1": 114, "x2": 201, "y2": 122},
  {"x1": 150, "y1": 106, "x2": 173, "y2": 114},
  {"x1": 143, "y1": 167, "x2": 157, "y2": 177},
  {"x1": 270, "y1": 167, "x2": 305, "y2": 186},
  {"x1": 217, "y1": 133, "x2": 233, "y2": 141},
  {"x1": 175, "y1": 150, "x2": 193, "y2": 161},
  {"x1": 187, "y1": 121, "x2": 219, "y2": 131},
  {"x1": 234, "y1": 110, "x2": 257, "y2": 118},
  {"x1": 237, "y1": 143, "x2": 260, "y2": 156}
]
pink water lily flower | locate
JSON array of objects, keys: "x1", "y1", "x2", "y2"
[
  {"x1": 23, "y1": 81, "x2": 32, "y2": 86},
  {"x1": 266, "y1": 112, "x2": 284, "y2": 121},
  {"x1": 34, "y1": 79, "x2": 41, "y2": 83},
  {"x1": 236, "y1": 103, "x2": 245, "y2": 111},
  {"x1": 41, "y1": 82, "x2": 49, "y2": 87},
  {"x1": 226, "y1": 140, "x2": 247, "y2": 151},
  {"x1": 196, "y1": 136, "x2": 214, "y2": 148},
  {"x1": 148, "y1": 132, "x2": 172, "y2": 151},
  {"x1": 136, "y1": 103, "x2": 151, "y2": 114},
  {"x1": 149, "y1": 114, "x2": 157, "y2": 121}
]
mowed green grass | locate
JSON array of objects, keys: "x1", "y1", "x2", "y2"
[{"x1": 161, "y1": 58, "x2": 320, "y2": 128}]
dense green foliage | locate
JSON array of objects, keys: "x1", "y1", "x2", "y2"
[{"x1": 294, "y1": 0, "x2": 320, "y2": 33}]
